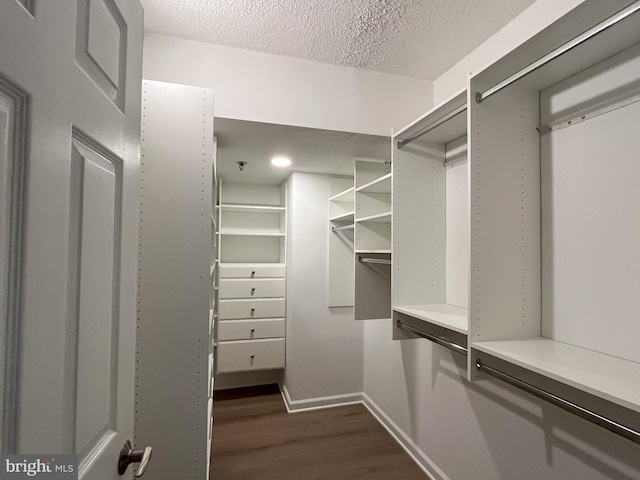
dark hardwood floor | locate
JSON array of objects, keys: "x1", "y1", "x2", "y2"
[{"x1": 211, "y1": 384, "x2": 427, "y2": 479}]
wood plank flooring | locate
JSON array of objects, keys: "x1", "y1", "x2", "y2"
[{"x1": 210, "y1": 384, "x2": 427, "y2": 479}]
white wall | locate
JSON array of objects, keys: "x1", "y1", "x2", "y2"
[
  {"x1": 433, "y1": 0, "x2": 585, "y2": 103},
  {"x1": 364, "y1": 0, "x2": 640, "y2": 479},
  {"x1": 363, "y1": 321, "x2": 640, "y2": 480},
  {"x1": 143, "y1": 34, "x2": 432, "y2": 137},
  {"x1": 284, "y1": 172, "x2": 363, "y2": 402}
]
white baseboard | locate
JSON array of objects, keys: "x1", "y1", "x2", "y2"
[
  {"x1": 279, "y1": 384, "x2": 363, "y2": 413},
  {"x1": 277, "y1": 385, "x2": 448, "y2": 480},
  {"x1": 361, "y1": 393, "x2": 450, "y2": 480}
]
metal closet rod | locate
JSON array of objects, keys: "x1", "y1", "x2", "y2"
[
  {"x1": 476, "y1": 360, "x2": 640, "y2": 445},
  {"x1": 397, "y1": 103, "x2": 467, "y2": 149},
  {"x1": 332, "y1": 224, "x2": 354, "y2": 233},
  {"x1": 358, "y1": 256, "x2": 391, "y2": 265},
  {"x1": 396, "y1": 320, "x2": 468, "y2": 356},
  {"x1": 476, "y1": 1, "x2": 640, "y2": 103}
]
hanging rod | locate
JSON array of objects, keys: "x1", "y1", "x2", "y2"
[
  {"x1": 358, "y1": 256, "x2": 391, "y2": 265},
  {"x1": 476, "y1": 360, "x2": 640, "y2": 445},
  {"x1": 332, "y1": 224, "x2": 354, "y2": 233},
  {"x1": 396, "y1": 320, "x2": 467, "y2": 357},
  {"x1": 476, "y1": 1, "x2": 640, "y2": 103},
  {"x1": 397, "y1": 103, "x2": 467, "y2": 149},
  {"x1": 396, "y1": 320, "x2": 468, "y2": 356}
]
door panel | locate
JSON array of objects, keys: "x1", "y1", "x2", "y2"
[
  {"x1": 0, "y1": 1, "x2": 143, "y2": 479},
  {"x1": 0, "y1": 73, "x2": 28, "y2": 455},
  {"x1": 72, "y1": 135, "x2": 120, "y2": 459},
  {"x1": 76, "y1": 0, "x2": 128, "y2": 109}
]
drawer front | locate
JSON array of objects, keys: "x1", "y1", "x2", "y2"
[
  {"x1": 218, "y1": 318, "x2": 285, "y2": 341},
  {"x1": 219, "y1": 264, "x2": 285, "y2": 279},
  {"x1": 216, "y1": 339, "x2": 285, "y2": 373},
  {"x1": 218, "y1": 298, "x2": 285, "y2": 319},
  {"x1": 219, "y1": 278, "x2": 285, "y2": 299}
]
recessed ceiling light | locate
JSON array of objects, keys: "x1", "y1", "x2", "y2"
[{"x1": 271, "y1": 156, "x2": 291, "y2": 168}]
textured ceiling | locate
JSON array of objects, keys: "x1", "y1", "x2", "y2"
[
  {"x1": 215, "y1": 118, "x2": 390, "y2": 184},
  {"x1": 140, "y1": 0, "x2": 537, "y2": 80}
]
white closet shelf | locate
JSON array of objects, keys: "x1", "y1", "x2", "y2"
[
  {"x1": 330, "y1": 211, "x2": 355, "y2": 222},
  {"x1": 329, "y1": 186, "x2": 355, "y2": 202},
  {"x1": 219, "y1": 232, "x2": 285, "y2": 237},
  {"x1": 473, "y1": 338, "x2": 640, "y2": 413},
  {"x1": 356, "y1": 212, "x2": 392, "y2": 223},
  {"x1": 393, "y1": 304, "x2": 468, "y2": 335},
  {"x1": 219, "y1": 262, "x2": 285, "y2": 267},
  {"x1": 219, "y1": 204, "x2": 285, "y2": 213},
  {"x1": 355, "y1": 249, "x2": 391, "y2": 254},
  {"x1": 355, "y1": 173, "x2": 392, "y2": 194}
]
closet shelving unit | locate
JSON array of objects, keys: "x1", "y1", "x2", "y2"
[
  {"x1": 468, "y1": 0, "x2": 640, "y2": 444},
  {"x1": 215, "y1": 180, "x2": 287, "y2": 374},
  {"x1": 328, "y1": 178, "x2": 355, "y2": 307},
  {"x1": 354, "y1": 160, "x2": 392, "y2": 321},
  {"x1": 392, "y1": 90, "x2": 469, "y2": 354}
]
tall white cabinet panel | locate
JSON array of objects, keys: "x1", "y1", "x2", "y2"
[
  {"x1": 215, "y1": 180, "x2": 287, "y2": 375},
  {"x1": 137, "y1": 80, "x2": 214, "y2": 480}
]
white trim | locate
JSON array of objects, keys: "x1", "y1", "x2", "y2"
[
  {"x1": 276, "y1": 385, "x2": 449, "y2": 480},
  {"x1": 279, "y1": 384, "x2": 363, "y2": 413},
  {"x1": 361, "y1": 393, "x2": 450, "y2": 480}
]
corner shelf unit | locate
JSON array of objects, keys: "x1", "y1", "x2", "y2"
[
  {"x1": 392, "y1": 89, "x2": 469, "y2": 351},
  {"x1": 215, "y1": 180, "x2": 287, "y2": 376},
  {"x1": 328, "y1": 178, "x2": 355, "y2": 307},
  {"x1": 354, "y1": 160, "x2": 392, "y2": 320}
]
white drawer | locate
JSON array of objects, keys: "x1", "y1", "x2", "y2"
[
  {"x1": 218, "y1": 318, "x2": 285, "y2": 341},
  {"x1": 218, "y1": 298, "x2": 285, "y2": 319},
  {"x1": 216, "y1": 338, "x2": 285, "y2": 373},
  {"x1": 219, "y1": 278, "x2": 285, "y2": 299},
  {"x1": 219, "y1": 263, "x2": 285, "y2": 279}
]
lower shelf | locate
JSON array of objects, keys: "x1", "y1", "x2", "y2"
[
  {"x1": 473, "y1": 337, "x2": 640, "y2": 414},
  {"x1": 393, "y1": 304, "x2": 468, "y2": 335}
]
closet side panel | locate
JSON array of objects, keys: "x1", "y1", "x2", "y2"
[
  {"x1": 137, "y1": 80, "x2": 213, "y2": 480},
  {"x1": 392, "y1": 145, "x2": 445, "y2": 339},
  {"x1": 468, "y1": 84, "x2": 541, "y2": 378}
]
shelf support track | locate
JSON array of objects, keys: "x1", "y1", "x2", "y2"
[
  {"x1": 331, "y1": 224, "x2": 354, "y2": 233},
  {"x1": 396, "y1": 320, "x2": 468, "y2": 356},
  {"x1": 476, "y1": 360, "x2": 640, "y2": 445},
  {"x1": 476, "y1": 0, "x2": 640, "y2": 103},
  {"x1": 358, "y1": 256, "x2": 391, "y2": 265}
]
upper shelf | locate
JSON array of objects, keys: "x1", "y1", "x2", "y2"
[
  {"x1": 473, "y1": 337, "x2": 640, "y2": 414},
  {"x1": 393, "y1": 304, "x2": 468, "y2": 335},
  {"x1": 330, "y1": 211, "x2": 355, "y2": 222},
  {"x1": 219, "y1": 204, "x2": 285, "y2": 214},
  {"x1": 219, "y1": 232, "x2": 285, "y2": 237},
  {"x1": 355, "y1": 173, "x2": 392, "y2": 194},
  {"x1": 356, "y1": 212, "x2": 391, "y2": 223},
  {"x1": 395, "y1": 90, "x2": 467, "y2": 147},
  {"x1": 329, "y1": 186, "x2": 355, "y2": 203}
]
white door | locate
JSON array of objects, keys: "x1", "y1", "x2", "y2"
[{"x1": 0, "y1": 1, "x2": 144, "y2": 479}]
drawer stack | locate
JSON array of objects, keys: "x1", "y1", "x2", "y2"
[{"x1": 216, "y1": 263, "x2": 286, "y2": 373}]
